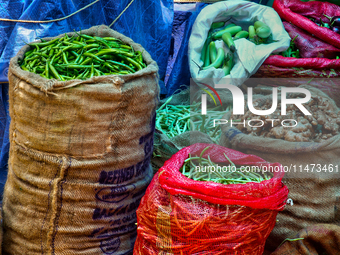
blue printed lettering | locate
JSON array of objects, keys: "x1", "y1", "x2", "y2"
[
  {"x1": 100, "y1": 236, "x2": 121, "y2": 254},
  {"x1": 132, "y1": 186, "x2": 147, "y2": 199},
  {"x1": 122, "y1": 212, "x2": 137, "y2": 223}
]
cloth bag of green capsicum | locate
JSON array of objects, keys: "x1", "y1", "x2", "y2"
[{"x1": 188, "y1": 0, "x2": 290, "y2": 88}]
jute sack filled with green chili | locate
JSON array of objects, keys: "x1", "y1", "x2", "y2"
[
  {"x1": 2, "y1": 25, "x2": 158, "y2": 255},
  {"x1": 219, "y1": 86, "x2": 340, "y2": 252}
]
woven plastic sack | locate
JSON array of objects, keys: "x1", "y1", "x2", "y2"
[
  {"x1": 188, "y1": 0, "x2": 290, "y2": 88},
  {"x1": 2, "y1": 25, "x2": 158, "y2": 255},
  {"x1": 134, "y1": 143, "x2": 289, "y2": 255}
]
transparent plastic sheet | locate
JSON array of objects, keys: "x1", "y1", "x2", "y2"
[
  {"x1": 188, "y1": 0, "x2": 290, "y2": 88},
  {"x1": 0, "y1": 0, "x2": 173, "y2": 199},
  {"x1": 165, "y1": 0, "x2": 271, "y2": 97}
]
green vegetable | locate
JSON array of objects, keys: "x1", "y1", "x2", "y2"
[
  {"x1": 234, "y1": 30, "x2": 249, "y2": 40},
  {"x1": 212, "y1": 26, "x2": 242, "y2": 40},
  {"x1": 180, "y1": 146, "x2": 273, "y2": 183},
  {"x1": 155, "y1": 100, "x2": 228, "y2": 144},
  {"x1": 204, "y1": 40, "x2": 211, "y2": 67},
  {"x1": 106, "y1": 60, "x2": 135, "y2": 73},
  {"x1": 222, "y1": 53, "x2": 234, "y2": 75},
  {"x1": 278, "y1": 35, "x2": 300, "y2": 58},
  {"x1": 256, "y1": 26, "x2": 272, "y2": 39},
  {"x1": 28, "y1": 38, "x2": 60, "y2": 47},
  {"x1": 201, "y1": 33, "x2": 211, "y2": 62},
  {"x1": 202, "y1": 48, "x2": 225, "y2": 70},
  {"x1": 222, "y1": 32, "x2": 236, "y2": 52},
  {"x1": 248, "y1": 25, "x2": 256, "y2": 39},
  {"x1": 254, "y1": 20, "x2": 268, "y2": 30},
  {"x1": 210, "y1": 21, "x2": 225, "y2": 30},
  {"x1": 209, "y1": 41, "x2": 217, "y2": 63},
  {"x1": 49, "y1": 62, "x2": 63, "y2": 81},
  {"x1": 225, "y1": 23, "x2": 236, "y2": 28}
]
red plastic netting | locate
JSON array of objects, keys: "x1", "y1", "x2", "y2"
[
  {"x1": 273, "y1": 0, "x2": 340, "y2": 48},
  {"x1": 253, "y1": 0, "x2": 340, "y2": 106},
  {"x1": 282, "y1": 21, "x2": 340, "y2": 59},
  {"x1": 254, "y1": 0, "x2": 340, "y2": 77},
  {"x1": 255, "y1": 21, "x2": 340, "y2": 78},
  {"x1": 134, "y1": 144, "x2": 289, "y2": 255}
]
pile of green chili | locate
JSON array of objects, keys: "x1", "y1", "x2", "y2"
[
  {"x1": 20, "y1": 32, "x2": 146, "y2": 81},
  {"x1": 181, "y1": 146, "x2": 273, "y2": 184}
]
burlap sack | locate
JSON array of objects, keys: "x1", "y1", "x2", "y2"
[
  {"x1": 2, "y1": 25, "x2": 159, "y2": 255},
  {"x1": 219, "y1": 86, "x2": 340, "y2": 252},
  {"x1": 271, "y1": 224, "x2": 340, "y2": 255}
]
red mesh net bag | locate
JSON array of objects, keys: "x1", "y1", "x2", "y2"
[
  {"x1": 273, "y1": 0, "x2": 340, "y2": 48},
  {"x1": 134, "y1": 143, "x2": 289, "y2": 255},
  {"x1": 253, "y1": 0, "x2": 340, "y2": 79},
  {"x1": 252, "y1": 0, "x2": 340, "y2": 106},
  {"x1": 254, "y1": 21, "x2": 340, "y2": 79},
  {"x1": 282, "y1": 22, "x2": 340, "y2": 59}
]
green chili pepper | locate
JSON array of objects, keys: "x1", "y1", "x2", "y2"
[
  {"x1": 90, "y1": 63, "x2": 94, "y2": 78},
  {"x1": 62, "y1": 52, "x2": 69, "y2": 64},
  {"x1": 57, "y1": 64, "x2": 100, "y2": 69},
  {"x1": 117, "y1": 54, "x2": 142, "y2": 70},
  {"x1": 83, "y1": 43, "x2": 100, "y2": 50},
  {"x1": 106, "y1": 60, "x2": 135, "y2": 72},
  {"x1": 96, "y1": 49, "x2": 134, "y2": 58},
  {"x1": 83, "y1": 52, "x2": 104, "y2": 62},
  {"x1": 21, "y1": 66, "x2": 29, "y2": 71},
  {"x1": 45, "y1": 62, "x2": 50, "y2": 79},
  {"x1": 103, "y1": 62, "x2": 119, "y2": 72},
  {"x1": 49, "y1": 63, "x2": 63, "y2": 80},
  {"x1": 29, "y1": 38, "x2": 59, "y2": 47}
]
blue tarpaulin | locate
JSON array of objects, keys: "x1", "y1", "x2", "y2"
[
  {"x1": 0, "y1": 0, "x2": 173, "y2": 198},
  {"x1": 0, "y1": 82, "x2": 9, "y2": 197},
  {"x1": 164, "y1": 3, "x2": 207, "y2": 97}
]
